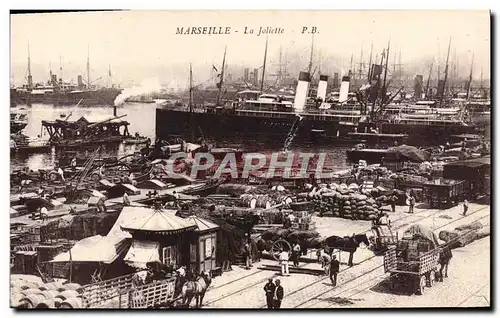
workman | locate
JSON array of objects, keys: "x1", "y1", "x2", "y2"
[
  {"x1": 279, "y1": 249, "x2": 290, "y2": 276},
  {"x1": 57, "y1": 166, "x2": 65, "y2": 182},
  {"x1": 329, "y1": 255, "x2": 340, "y2": 287},
  {"x1": 70, "y1": 157, "x2": 77, "y2": 170},
  {"x1": 463, "y1": 199, "x2": 469, "y2": 216},
  {"x1": 263, "y1": 279, "x2": 276, "y2": 309},
  {"x1": 123, "y1": 192, "x2": 131, "y2": 206},
  {"x1": 273, "y1": 279, "x2": 284, "y2": 309}
]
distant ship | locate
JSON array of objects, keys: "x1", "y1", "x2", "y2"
[{"x1": 10, "y1": 47, "x2": 122, "y2": 106}]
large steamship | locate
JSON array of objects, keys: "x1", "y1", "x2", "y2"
[{"x1": 156, "y1": 71, "x2": 477, "y2": 146}]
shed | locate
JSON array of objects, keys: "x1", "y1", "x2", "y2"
[
  {"x1": 119, "y1": 207, "x2": 197, "y2": 271},
  {"x1": 185, "y1": 215, "x2": 220, "y2": 273},
  {"x1": 443, "y1": 156, "x2": 490, "y2": 196}
]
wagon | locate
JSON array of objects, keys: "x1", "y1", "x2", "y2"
[
  {"x1": 423, "y1": 179, "x2": 468, "y2": 209},
  {"x1": 383, "y1": 245, "x2": 440, "y2": 295}
]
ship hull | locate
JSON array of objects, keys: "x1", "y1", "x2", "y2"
[
  {"x1": 156, "y1": 109, "x2": 480, "y2": 147},
  {"x1": 10, "y1": 89, "x2": 122, "y2": 106}
]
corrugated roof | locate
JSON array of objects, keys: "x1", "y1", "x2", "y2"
[
  {"x1": 186, "y1": 215, "x2": 219, "y2": 233},
  {"x1": 120, "y1": 206, "x2": 196, "y2": 234}
]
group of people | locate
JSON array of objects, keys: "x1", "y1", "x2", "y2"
[{"x1": 263, "y1": 278, "x2": 284, "y2": 309}]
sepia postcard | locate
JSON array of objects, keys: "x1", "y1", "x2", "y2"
[{"x1": 9, "y1": 10, "x2": 491, "y2": 309}]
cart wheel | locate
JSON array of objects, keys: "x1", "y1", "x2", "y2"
[
  {"x1": 271, "y1": 239, "x2": 291, "y2": 261},
  {"x1": 416, "y1": 275, "x2": 426, "y2": 295},
  {"x1": 427, "y1": 270, "x2": 436, "y2": 287}
]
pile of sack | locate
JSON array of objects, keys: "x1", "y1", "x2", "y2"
[{"x1": 310, "y1": 183, "x2": 382, "y2": 221}]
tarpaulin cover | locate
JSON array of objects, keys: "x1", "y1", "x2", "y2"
[
  {"x1": 124, "y1": 240, "x2": 160, "y2": 269},
  {"x1": 388, "y1": 145, "x2": 430, "y2": 163},
  {"x1": 402, "y1": 224, "x2": 440, "y2": 247},
  {"x1": 51, "y1": 235, "x2": 130, "y2": 264}
]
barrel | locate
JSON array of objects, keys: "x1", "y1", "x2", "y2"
[
  {"x1": 56, "y1": 289, "x2": 80, "y2": 300},
  {"x1": 58, "y1": 297, "x2": 83, "y2": 309},
  {"x1": 18, "y1": 294, "x2": 48, "y2": 308},
  {"x1": 255, "y1": 195, "x2": 271, "y2": 209},
  {"x1": 275, "y1": 195, "x2": 293, "y2": 205},
  {"x1": 240, "y1": 194, "x2": 258, "y2": 209}
]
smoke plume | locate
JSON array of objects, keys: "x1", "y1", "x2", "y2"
[{"x1": 114, "y1": 77, "x2": 162, "y2": 106}]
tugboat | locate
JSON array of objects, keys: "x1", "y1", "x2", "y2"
[{"x1": 10, "y1": 108, "x2": 28, "y2": 134}]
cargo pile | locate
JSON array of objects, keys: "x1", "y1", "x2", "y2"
[
  {"x1": 309, "y1": 184, "x2": 383, "y2": 221},
  {"x1": 11, "y1": 277, "x2": 83, "y2": 308},
  {"x1": 439, "y1": 221, "x2": 487, "y2": 248}
]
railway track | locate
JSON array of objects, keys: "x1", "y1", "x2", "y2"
[
  {"x1": 290, "y1": 211, "x2": 490, "y2": 309},
  {"x1": 205, "y1": 203, "x2": 489, "y2": 308},
  {"x1": 319, "y1": 221, "x2": 491, "y2": 309}
]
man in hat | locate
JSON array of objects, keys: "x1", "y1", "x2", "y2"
[
  {"x1": 329, "y1": 254, "x2": 340, "y2": 287},
  {"x1": 273, "y1": 279, "x2": 284, "y2": 309},
  {"x1": 263, "y1": 278, "x2": 276, "y2": 309}
]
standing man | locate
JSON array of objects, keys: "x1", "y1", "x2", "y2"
[
  {"x1": 243, "y1": 241, "x2": 252, "y2": 270},
  {"x1": 330, "y1": 254, "x2": 340, "y2": 287},
  {"x1": 263, "y1": 279, "x2": 276, "y2": 309},
  {"x1": 390, "y1": 192, "x2": 397, "y2": 213},
  {"x1": 123, "y1": 191, "x2": 131, "y2": 206},
  {"x1": 273, "y1": 279, "x2": 284, "y2": 309},
  {"x1": 408, "y1": 194, "x2": 415, "y2": 214},
  {"x1": 463, "y1": 199, "x2": 469, "y2": 216},
  {"x1": 57, "y1": 166, "x2": 65, "y2": 182},
  {"x1": 279, "y1": 249, "x2": 290, "y2": 276},
  {"x1": 292, "y1": 242, "x2": 301, "y2": 267}
]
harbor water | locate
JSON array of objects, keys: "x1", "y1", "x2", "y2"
[{"x1": 10, "y1": 103, "x2": 350, "y2": 173}]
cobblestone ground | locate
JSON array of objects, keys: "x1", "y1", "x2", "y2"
[{"x1": 203, "y1": 202, "x2": 490, "y2": 309}]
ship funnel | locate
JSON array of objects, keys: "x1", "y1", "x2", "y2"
[
  {"x1": 316, "y1": 75, "x2": 328, "y2": 101},
  {"x1": 294, "y1": 71, "x2": 311, "y2": 112},
  {"x1": 339, "y1": 76, "x2": 350, "y2": 103}
]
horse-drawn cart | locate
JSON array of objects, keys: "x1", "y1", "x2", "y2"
[
  {"x1": 384, "y1": 246, "x2": 440, "y2": 295},
  {"x1": 383, "y1": 224, "x2": 441, "y2": 295}
]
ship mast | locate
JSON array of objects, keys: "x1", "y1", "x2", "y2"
[
  {"x1": 425, "y1": 58, "x2": 434, "y2": 99},
  {"x1": 260, "y1": 37, "x2": 268, "y2": 93},
  {"x1": 367, "y1": 42, "x2": 373, "y2": 82},
  {"x1": 86, "y1": 45, "x2": 91, "y2": 90},
  {"x1": 59, "y1": 55, "x2": 64, "y2": 90},
  {"x1": 189, "y1": 63, "x2": 193, "y2": 113},
  {"x1": 381, "y1": 39, "x2": 390, "y2": 105},
  {"x1": 466, "y1": 53, "x2": 474, "y2": 100},
  {"x1": 439, "y1": 37, "x2": 451, "y2": 106},
  {"x1": 27, "y1": 43, "x2": 33, "y2": 90},
  {"x1": 307, "y1": 34, "x2": 314, "y2": 74},
  {"x1": 216, "y1": 46, "x2": 227, "y2": 106},
  {"x1": 358, "y1": 46, "x2": 364, "y2": 81}
]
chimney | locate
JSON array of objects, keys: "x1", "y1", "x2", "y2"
[
  {"x1": 244, "y1": 68, "x2": 249, "y2": 82},
  {"x1": 77, "y1": 75, "x2": 83, "y2": 89},
  {"x1": 333, "y1": 73, "x2": 339, "y2": 89},
  {"x1": 316, "y1": 75, "x2": 328, "y2": 101},
  {"x1": 339, "y1": 76, "x2": 351, "y2": 103},
  {"x1": 253, "y1": 68, "x2": 259, "y2": 87},
  {"x1": 294, "y1": 72, "x2": 311, "y2": 112}
]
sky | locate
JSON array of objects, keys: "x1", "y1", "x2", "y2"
[{"x1": 10, "y1": 10, "x2": 490, "y2": 88}]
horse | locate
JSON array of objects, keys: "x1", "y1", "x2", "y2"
[
  {"x1": 180, "y1": 270, "x2": 212, "y2": 308},
  {"x1": 437, "y1": 245, "x2": 453, "y2": 281},
  {"x1": 324, "y1": 233, "x2": 370, "y2": 267}
]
